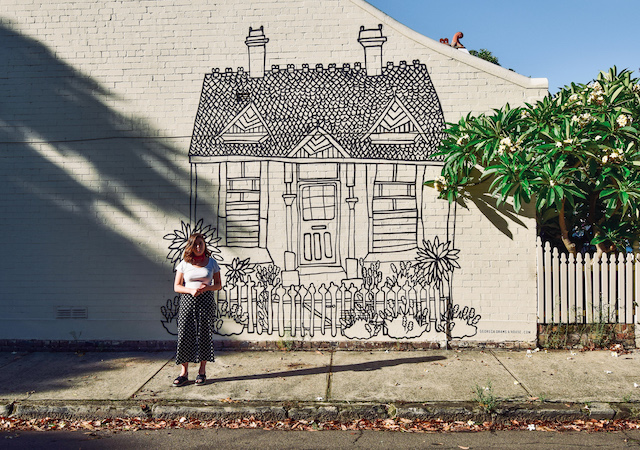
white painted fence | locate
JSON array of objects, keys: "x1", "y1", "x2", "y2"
[{"x1": 536, "y1": 238, "x2": 640, "y2": 324}]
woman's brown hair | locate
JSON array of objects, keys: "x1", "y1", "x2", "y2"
[{"x1": 183, "y1": 233, "x2": 210, "y2": 264}]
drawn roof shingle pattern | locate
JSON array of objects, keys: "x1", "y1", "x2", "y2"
[{"x1": 190, "y1": 61, "x2": 445, "y2": 161}]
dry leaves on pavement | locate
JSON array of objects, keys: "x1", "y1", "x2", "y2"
[{"x1": 2, "y1": 417, "x2": 640, "y2": 433}]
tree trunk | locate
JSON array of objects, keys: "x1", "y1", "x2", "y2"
[
  {"x1": 594, "y1": 233, "x2": 614, "y2": 260},
  {"x1": 558, "y1": 198, "x2": 577, "y2": 255}
]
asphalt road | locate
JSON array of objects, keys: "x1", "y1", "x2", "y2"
[{"x1": 2, "y1": 429, "x2": 640, "y2": 449}]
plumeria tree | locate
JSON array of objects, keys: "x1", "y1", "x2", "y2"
[{"x1": 432, "y1": 67, "x2": 640, "y2": 257}]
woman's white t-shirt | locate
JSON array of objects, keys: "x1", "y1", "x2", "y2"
[{"x1": 176, "y1": 258, "x2": 221, "y2": 289}]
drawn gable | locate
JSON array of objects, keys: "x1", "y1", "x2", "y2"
[
  {"x1": 288, "y1": 128, "x2": 350, "y2": 159},
  {"x1": 363, "y1": 97, "x2": 423, "y2": 145},
  {"x1": 218, "y1": 103, "x2": 270, "y2": 144}
]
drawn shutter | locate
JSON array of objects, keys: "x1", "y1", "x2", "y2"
[
  {"x1": 371, "y1": 164, "x2": 417, "y2": 252},
  {"x1": 226, "y1": 177, "x2": 260, "y2": 247}
]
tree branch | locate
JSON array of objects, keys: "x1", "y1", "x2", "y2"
[{"x1": 559, "y1": 198, "x2": 577, "y2": 255}]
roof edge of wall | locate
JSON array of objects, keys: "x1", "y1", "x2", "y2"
[{"x1": 350, "y1": 0, "x2": 549, "y2": 91}]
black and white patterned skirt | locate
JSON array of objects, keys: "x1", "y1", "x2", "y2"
[{"x1": 175, "y1": 291, "x2": 216, "y2": 365}]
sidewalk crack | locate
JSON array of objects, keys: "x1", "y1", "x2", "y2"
[
  {"x1": 325, "y1": 350, "x2": 334, "y2": 401},
  {"x1": 128, "y1": 355, "x2": 174, "y2": 399},
  {"x1": 489, "y1": 350, "x2": 532, "y2": 397}
]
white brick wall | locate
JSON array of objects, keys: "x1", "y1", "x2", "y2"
[{"x1": 0, "y1": 0, "x2": 546, "y2": 342}]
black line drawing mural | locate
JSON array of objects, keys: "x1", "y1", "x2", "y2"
[
  {"x1": 163, "y1": 218, "x2": 222, "y2": 270},
  {"x1": 161, "y1": 296, "x2": 180, "y2": 336},
  {"x1": 160, "y1": 25, "x2": 482, "y2": 341}
]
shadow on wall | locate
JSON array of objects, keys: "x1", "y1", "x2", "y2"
[
  {"x1": 459, "y1": 178, "x2": 534, "y2": 240},
  {"x1": 0, "y1": 23, "x2": 196, "y2": 334}
]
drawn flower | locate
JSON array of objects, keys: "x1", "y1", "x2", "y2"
[
  {"x1": 415, "y1": 237, "x2": 461, "y2": 289},
  {"x1": 223, "y1": 257, "x2": 255, "y2": 286},
  {"x1": 163, "y1": 219, "x2": 222, "y2": 270},
  {"x1": 255, "y1": 263, "x2": 282, "y2": 288},
  {"x1": 160, "y1": 296, "x2": 180, "y2": 336}
]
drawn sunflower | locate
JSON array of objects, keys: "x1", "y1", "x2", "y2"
[
  {"x1": 414, "y1": 236, "x2": 460, "y2": 289},
  {"x1": 222, "y1": 257, "x2": 255, "y2": 286},
  {"x1": 163, "y1": 218, "x2": 222, "y2": 271}
]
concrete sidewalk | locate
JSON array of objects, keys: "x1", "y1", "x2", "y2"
[{"x1": 2, "y1": 348, "x2": 639, "y2": 422}]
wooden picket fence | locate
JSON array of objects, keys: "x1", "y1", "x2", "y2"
[
  {"x1": 213, "y1": 280, "x2": 451, "y2": 338},
  {"x1": 536, "y1": 238, "x2": 640, "y2": 324}
]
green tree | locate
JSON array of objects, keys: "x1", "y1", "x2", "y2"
[
  {"x1": 430, "y1": 67, "x2": 640, "y2": 256},
  {"x1": 469, "y1": 48, "x2": 500, "y2": 66}
]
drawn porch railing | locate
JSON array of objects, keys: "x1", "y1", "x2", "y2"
[
  {"x1": 212, "y1": 280, "x2": 450, "y2": 338},
  {"x1": 536, "y1": 238, "x2": 640, "y2": 324}
]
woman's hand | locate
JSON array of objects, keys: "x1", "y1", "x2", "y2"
[
  {"x1": 193, "y1": 283, "x2": 209, "y2": 296},
  {"x1": 175, "y1": 272, "x2": 204, "y2": 296}
]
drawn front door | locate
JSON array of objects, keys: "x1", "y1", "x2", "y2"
[{"x1": 299, "y1": 182, "x2": 338, "y2": 265}]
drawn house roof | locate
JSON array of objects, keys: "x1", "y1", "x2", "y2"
[{"x1": 189, "y1": 60, "x2": 446, "y2": 162}]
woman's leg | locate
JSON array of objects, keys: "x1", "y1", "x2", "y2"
[
  {"x1": 199, "y1": 361, "x2": 206, "y2": 375},
  {"x1": 176, "y1": 294, "x2": 198, "y2": 366},
  {"x1": 180, "y1": 362, "x2": 189, "y2": 377}
]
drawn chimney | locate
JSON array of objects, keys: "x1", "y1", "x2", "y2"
[
  {"x1": 358, "y1": 24, "x2": 387, "y2": 76},
  {"x1": 245, "y1": 26, "x2": 269, "y2": 78}
]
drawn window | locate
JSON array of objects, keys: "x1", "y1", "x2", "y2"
[
  {"x1": 226, "y1": 162, "x2": 260, "y2": 247},
  {"x1": 372, "y1": 164, "x2": 417, "y2": 252},
  {"x1": 301, "y1": 185, "x2": 335, "y2": 221}
]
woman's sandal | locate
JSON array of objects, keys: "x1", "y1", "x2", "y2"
[
  {"x1": 195, "y1": 373, "x2": 206, "y2": 386},
  {"x1": 173, "y1": 375, "x2": 189, "y2": 387}
]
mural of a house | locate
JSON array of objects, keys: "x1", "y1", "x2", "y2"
[
  {"x1": 183, "y1": 25, "x2": 478, "y2": 341},
  {"x1": 191, "y1": 25, "x2": 444, "y2": 281}
]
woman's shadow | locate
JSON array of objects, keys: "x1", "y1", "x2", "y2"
[{"x1": 211, "y1": 354, "x2": 447, "y2": 383}]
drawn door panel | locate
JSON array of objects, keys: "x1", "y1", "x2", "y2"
[{"x1": 299, "y1": 183, "x2": 338, "y2": 265}]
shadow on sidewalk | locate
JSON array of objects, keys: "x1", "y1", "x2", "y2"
[
  {"x1": 214, "y1": 355, "x2": 447, "y2": 383},
  {"x1": 0, "y1": 352, "x2": 173, "y2": 398}
]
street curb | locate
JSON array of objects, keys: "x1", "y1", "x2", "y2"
[
  {"x1": 10, "y1": 402, "x2": 148, "y2": 420},
  {"x1": 152, "y1": 404, "x2": 288, "y2": 421},
  {"x1": 4, "y1": 400, "x2": 635, "y2": 422}
]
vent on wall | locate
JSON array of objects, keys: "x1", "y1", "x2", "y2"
[{"x1": 56, "y1": 307, "x2": 88, "y2": 320}]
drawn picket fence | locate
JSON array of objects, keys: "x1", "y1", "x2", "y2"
[
  {"x1": 212, "y1": 280, "x2": 450, "y2": 338},
  {"x1": 536, "y1": 238, "x2": 640, "y2": 324}
]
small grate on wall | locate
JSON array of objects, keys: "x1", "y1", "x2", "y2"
[{"x1": 56, "y1": 307, "x2": 88, "y2": 320}]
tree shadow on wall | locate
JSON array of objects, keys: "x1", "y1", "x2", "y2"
[
  {"x1": 455, "y1": 176, "x2": 534, "y2": 240},
  {"x1": 0, "y1": 23, "x2": 196, "y2": 335}
]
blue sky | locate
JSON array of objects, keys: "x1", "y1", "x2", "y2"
[{"x1": 367, "y1": 0, "x2": 640, "y2": 93}]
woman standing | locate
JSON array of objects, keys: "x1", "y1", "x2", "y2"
[{"x1": 173, "y1": 232, "x2": 222, "y2": 386}]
